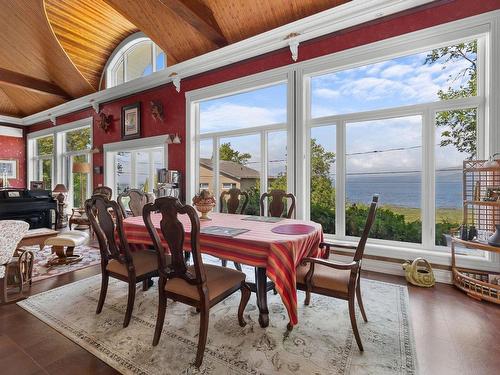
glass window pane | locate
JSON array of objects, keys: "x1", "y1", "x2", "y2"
[
  {"x1": 310, "y1": 125, "x2": 336, "y2": 234},
  {"x1": 114, "y1": 59, "x2": 124, "y2": 86},
  {"x1": 345, "y1": 116, "x2": 422, "y2": 243},
  {"x1": 71, "y1": 154, "x2": 89, "y2": 208},
  {"x1": 435, "y1": 108, "x2": 477, "y2": 253},
  {"x1": 126, "y1": 41, "x2": 153, "y2": 81},
  {"x1": 136, "y1": 151, "x2": 150, "y2": 191},
  {"x1": 156, "y1": 47, "x2": 166, "y2": 71},
  {"x1": 199, "y1": 139, "x2": 213, "y2": 192},
  {"x1": 116, "y1": 151, "x2": 132, "y2": 195},
  {"x1": 219, "y1": 134, "x2": 261, "y2": 215},
  {"x1": 41, "y1": 159, "x2": 52, "y2": 189},
  {"x1": 36, "y1": 136, "x2": 53, "y2": 156},
  {"x1": 311, "y1": 41, "x2": 477, "y2": 118},
  {"x1": 152, "y1": 149, "x2": 164, "y2": 191},
  {"x1": 199, "y1": 83, "x2": 287, "y2": 133},
  {"x1": 65, "y1": 127, "x2": 91, "y2": 152},
  {"x1": 267, "y1": 131, "x2": 287, "y2": 190}
]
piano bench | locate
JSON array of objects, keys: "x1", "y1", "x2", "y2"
[{"x1": 44, "y1": 231, "x2": 89, "y2": 266}]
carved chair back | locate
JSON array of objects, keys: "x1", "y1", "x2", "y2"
[
  {"x1": 92, "y1": 186, "x2": 113, "y2": 200},
  {"x1": 117, "y1": 189, "x2": 153, "y2": 217},
  {"x1": 260, "y1": 190, "x2": 296, "y2": 218},
  {"x1": 85, "y1": 195, "x2": 132, "y2": 268},
  {"x1": 143, "y1": 197, "x2": 206, "y2": 291},
  {"x1": 219, "y1": 188, "x2": 249, "y2": 214},
  {"x1": 353, "y1": 195, "x2": 379, "y2": 262}
]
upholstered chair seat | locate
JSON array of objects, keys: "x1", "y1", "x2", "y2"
[
  {"x1": 106, "y1": 250, "x2": 161, "y2": 277},
  {"x1": 165, "y1": 264, "x2": 246, "y2": 301},
  {"x1": 296, "y1": 262, "x2": 350, "y2": 295}
]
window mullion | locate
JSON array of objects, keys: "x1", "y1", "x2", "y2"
[
  {"x1": 213, "y1": 137, "x2": 220, "y2": 211},
  {"x1": 261, "y1": 131, "x2": 268, "y2": 214},
  {"x1": 336, "y1": 120, "x2": 346, "y2": 238},
  {"x1": 422, "y1": 109, "x2": 435, "y2": 249}
]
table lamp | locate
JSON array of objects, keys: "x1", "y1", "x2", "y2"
[
  {"x1": 72, "y1": 162, "x2": 91, "y2": 208},
  {"x1": 53, "y1": 183, "x2": 68, "y2": 203}
]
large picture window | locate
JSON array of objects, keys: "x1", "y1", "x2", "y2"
[
  {"x1": 188, "y1": 31, "x2": 487, "y2": 258},
  {"x1": 195, "y1": 81, "x2": 290, "y2": 214},
  {"x1": 33, "y1": 135, "x2": 54, "y2": 189}
]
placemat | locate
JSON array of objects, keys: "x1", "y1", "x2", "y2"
[
  {"x1": 241, "y1": 216, "x2": 284, "y2": 223},
  {"x1": 271, "y1": 224, "x2": 316, "y2": 235},
  {"x1": 200, "y1": 226, "x2": 250, "y2": 237}
]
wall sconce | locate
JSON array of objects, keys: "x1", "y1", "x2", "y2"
[
  {"x1": 91, "y1": 145, "x2": 101, "y2": 154},
  {"x1": 166, "y1": 134, "x2": 181, "y2": 144}
]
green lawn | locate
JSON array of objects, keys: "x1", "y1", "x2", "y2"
[{"x1": 383, "y1": 205, "x2": 462, "y2": 224}]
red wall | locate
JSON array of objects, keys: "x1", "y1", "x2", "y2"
[
  {"x1": 26, "y1": 0, "x2": 500, "y2": 196},
  {"x1": 0, "y1": 134, "x2": 26, "y2": 188}
]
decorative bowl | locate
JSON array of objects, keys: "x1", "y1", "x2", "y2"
[{"x1": 193, "y1": 190, "x2": 216, "y2": 220}]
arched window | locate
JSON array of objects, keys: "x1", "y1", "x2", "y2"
[{"x1": 105, "y1": 33, "x2": 166, "y2": 88}]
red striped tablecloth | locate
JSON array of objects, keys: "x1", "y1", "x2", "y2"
[{"x1": 123, "y1": 212, "x2": 323, "y2": 326}]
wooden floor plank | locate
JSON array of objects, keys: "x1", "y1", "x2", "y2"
[{"x1": 0, "y1": 265, "x2": 499, "y2": 374}]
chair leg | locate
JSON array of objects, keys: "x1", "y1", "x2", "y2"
[
  {"x1": 152, "y1": 284, "x2": 167, "y2": 346},
  {"x1": 238, "y1": 283, "x2": 251, "y2": 327},
  {"x1": 234, "y1": 262, "x2": 242, "y2": 271},
  {"x1": 356, "y1": 280, "x2": 368, "y2": 322},
  {"x1": 194, "y1": 305, "x2": 209, "y2": 368},
  {"x1": 123, "y1": 278, "x2": 136, "y2": 328},
  {"x1": 221, "y1": 259, "x2": 227, "y2": 267},
  {"x1": 348, "y1": 296, "x2": 364, "y2": 351},
  {"x1": 96, "y1": 273, "x2": 109, "y2": 314},
  {"x1": 304, "y1": 289, "x2": 311, "y2": 306}
]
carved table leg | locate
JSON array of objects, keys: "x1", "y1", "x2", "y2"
[{"x1": 255, "y1": 267, "x2": 269, "y2": 328}]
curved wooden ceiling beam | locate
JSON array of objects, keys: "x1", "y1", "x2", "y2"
[
  {"x1": 158, "y1": 0, "x2": 227, "y2": 47},
  {"x1": 104, "y1": 0, "x2": 221, "y2": 64},
  {"x1": 0, "y1": 1, "x2": 94, "y2": 98},
  {"x1": 44, "y1": 0, "x2": 139, "y2": 90}
]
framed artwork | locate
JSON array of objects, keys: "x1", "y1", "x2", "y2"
[
  {"x1": 121, "y1": 102, "x2": 141, "y2": 140},
  {"x1": 30, "y1": 181, "x2": 45, "y2": 190},
  {"x1": 0, "y1": 159, "x2": 18, "y2": 179}
]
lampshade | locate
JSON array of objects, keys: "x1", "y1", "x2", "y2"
[
  {"x1": 53, "y1": 184, "x2": 68, "y2": 193},
  {"x1": 72, "y1": 162, "x2": 91, "y2": 174}
]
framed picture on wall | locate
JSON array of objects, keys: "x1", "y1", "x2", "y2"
[
  {"x1": 121, "y1": 102, "x2": 141, "y2": 140},
  {"x1": 0, "y1": 159, "x2": 18, "y2": 179}
]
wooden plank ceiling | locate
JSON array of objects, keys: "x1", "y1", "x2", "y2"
[{"x1": 0, "y1": 0, "x2": 349, "y2": 118}]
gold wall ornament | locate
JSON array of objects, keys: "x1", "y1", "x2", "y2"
[
  {"x1": 150, "y1": 101, "x2": 164, "y2": 122},
  {"x1": 402, "y1": 258, "x2": 435, "y2": 287},
  {"x1": 97, "y1": 111, "x2": 112, "y2": 133}
]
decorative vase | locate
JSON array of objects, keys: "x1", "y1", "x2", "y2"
[
  {"x1": 488, "y1": 224, "x2": 500, "y2": 247},
  {"x1": 192, "y1": 190, "x2": 216, "y2": 221}
]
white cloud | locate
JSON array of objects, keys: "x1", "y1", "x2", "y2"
[
  {"x1": 380, "y1": 64, "x2": 414, "y2": 78},
  {"x1": 313, "y1": 88, "x2": 341, "y2": 99},
  {"x1": 200, "y1": 103, "x2": 286, "y2": 133}
]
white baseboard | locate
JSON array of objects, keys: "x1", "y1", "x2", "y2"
[{"x1": 332, "y1": 254, "x2": 453, "y2": 284}]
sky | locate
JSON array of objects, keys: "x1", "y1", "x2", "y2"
[{"x1": 198, "y1": 44, "x2": 476, "y2": 178}]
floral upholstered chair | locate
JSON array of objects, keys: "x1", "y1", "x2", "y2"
[{"x1": 0, "y1": 220, "x2": 30, "y2": 303}]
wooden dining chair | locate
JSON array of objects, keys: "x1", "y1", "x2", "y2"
[
  {"x1": 117, "y1": 189, "x2": 153, "y2": 218},
  {"x1": 219, "y1": 188, "x2": 249, "y2": 214},
  {"x1": 143, "y1": 197, "x2": 251, "y2": 368},
  {"x1": 296, "y1": 195, "x2": 378, "y2": 351},
  {"x1": 92, "y1": 186, "x2": 113, "y2": 199},
  {"x1": 260, "y1": 190, "x2": 296, "y2": 218},
  {"x1": 85, "y1": 195, "x2": 159, "y2": 328},
  {"x1": 219, "y1": 188, "x2": 248, "y2": 271}
]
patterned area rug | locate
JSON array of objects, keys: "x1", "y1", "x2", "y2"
[
  {"x1": 18, "y1": 257, "x2": 417, "y2": 375},
  {"x1": 21, "y1": 244, "x2": 100, "y2": 282}
]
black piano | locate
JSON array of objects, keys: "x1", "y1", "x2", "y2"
[{"x1": 0, "y1": 188, "x2": 57, "y2": 229}]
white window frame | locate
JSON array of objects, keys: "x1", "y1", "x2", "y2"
[
  {"x1": 104, "y1": 32, "x2": 166, "y2": 89},
  {"x1": 103, "y1": 135, "x2": 169, "y2": 194},
  {"x1": 30, "y1": 134, "x2": 55, "y2": 189},
  {"x1": 186, "y1": 13, "x2": 500, "y2": 271},
  {"x1": 186, "y1": 70, "x2": 295, "y2": 213},
  {"x1": 27, "y1": 117, "x2": 93, "y2": 210}
]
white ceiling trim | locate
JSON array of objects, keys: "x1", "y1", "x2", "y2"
[
  {"x1": 0, "y1": 125, "x2": 23, "y2": 137},
  {"x1": 4, "y1": 0, "x2": 435, "y2": 126}
]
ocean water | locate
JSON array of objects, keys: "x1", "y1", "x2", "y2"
[{"x1": 345, "y1": 170, "x2": 462, "y2": 209}]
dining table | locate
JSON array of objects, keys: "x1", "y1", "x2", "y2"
[{"x1": 122, "y1": 212, "x2": 323, "y2": 328}]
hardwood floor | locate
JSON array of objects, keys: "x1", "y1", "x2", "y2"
[{"x1": 1, "y1": 265, "x2": 499, "y2": 374}]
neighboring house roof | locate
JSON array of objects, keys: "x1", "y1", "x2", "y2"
[{"x1": 199, "y1": 158, "x2": 259, "y2": 180}]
